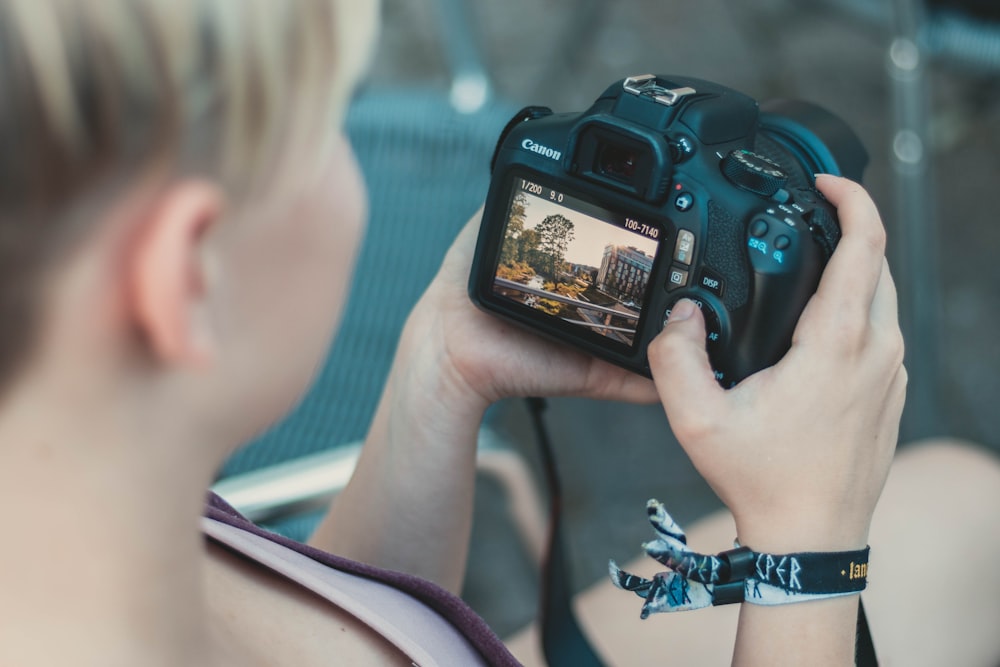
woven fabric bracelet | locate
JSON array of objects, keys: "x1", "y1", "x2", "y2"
[{"x1": 609, "y1": 499, "x2": 870, "y2": 617}]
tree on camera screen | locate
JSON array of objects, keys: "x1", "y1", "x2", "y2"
[{"x1": 492, "y1": 178, "x2": 660, "y2": 347}]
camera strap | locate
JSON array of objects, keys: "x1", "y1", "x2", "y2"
[
  {"x1": 525, "y1": 397, "x2": 878, "y2": 666},
  {"x1": 528, "y1": 397, "x2": 605, "y2": 667}
]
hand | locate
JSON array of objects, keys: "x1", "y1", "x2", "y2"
[
  {"x1": 337, "y1": 211, "x2": 657, "y2": 588},
  {"x1": 647, "y1": 175, "x2": 906, "y2": 553},
  {"x1": 400, "y1": 209, "x2": 659, "y2": 413}
]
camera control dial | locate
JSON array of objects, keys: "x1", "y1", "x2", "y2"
[
  {"x1": 721, "y1": 149, "x2": 788, "y2": 197},
  {"x1": 662, "y1": 297, "x2": 731, "y2": 385}
]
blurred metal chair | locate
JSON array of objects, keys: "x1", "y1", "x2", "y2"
[
  {"x1": 887, "y1": 0, "x2": 1000, "y2": 439},
  {"x1": 823, "y1": 0, "x2": 1000, "y2": 438}
]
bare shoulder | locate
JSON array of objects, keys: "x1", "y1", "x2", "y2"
[{"x1": 202, "y1": 541, "x2": 414, "y2": 667}]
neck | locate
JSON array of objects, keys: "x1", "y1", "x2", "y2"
[{"x1": 0, "y1": 387, "x2": 225, "y2": 666}]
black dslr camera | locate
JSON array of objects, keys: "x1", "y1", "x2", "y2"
[{"x1": 468, "y1": 74, "x2": 867, "y2": 386}]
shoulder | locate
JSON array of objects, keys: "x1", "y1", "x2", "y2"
[{"x1": 202, "y1": 534, "x2": 414, "y2": 666}]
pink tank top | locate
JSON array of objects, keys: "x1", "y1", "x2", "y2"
[{"x1": 203, "y1": 494, "x2": 521, "y2": 667}]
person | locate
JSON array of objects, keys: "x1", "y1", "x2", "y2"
[{"x1": 0, "y1": 1, "x2": 997, "y2": 666}]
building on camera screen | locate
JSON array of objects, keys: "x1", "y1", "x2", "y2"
[{"x1": 493, "y1": 181, "x2": 658, "y2": 347}]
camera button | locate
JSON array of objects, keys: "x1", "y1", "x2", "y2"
[
  {"x1": 775, "y1": 235, "x2": 791, "y2": 251},
  {"x1": 795, "y1": 189, "x2": 818, "y2": 204},
  {"x1": 666, "y1": 265, "x2": 690, "y2": 291},
  {"x1": 698, "y1": 268, "x2": 725, "y2": 297},
  {"x1": 674, "y1": 191, "x2": 694, "y2": 212},
  {"x1": 750, "y1": 219, "x2": 769, "y2": 238},
  {"x1": 690, "y1": 301, "x2": 723, "y2": 347},
  {"x1": 670, "y1": 135, "x2": 696, "y2": 162},
  {"x1": 673, "y1": 229, "x2": 696, "y2": 264},
  {"x1": 662, "y1": 299, "x2": 723, "y2": 347}
]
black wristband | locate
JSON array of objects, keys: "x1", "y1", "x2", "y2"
[
  {"x1": 750, "y1": 546, "x2": 869, "y2": 594},
  {"x1": 611, "y1": 500, "x2": 872, "y2": 615},
  {"x1": 712, "y1": 545, "x2": 870, "y2": 606}
]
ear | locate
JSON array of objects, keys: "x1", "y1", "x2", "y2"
[{"x1": 126, "y1": 180, "x2": 225, "y2": 368}]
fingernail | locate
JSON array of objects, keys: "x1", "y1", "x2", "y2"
[{"x1": 668, "y1": 299, "x2": 697, "y2": 323}]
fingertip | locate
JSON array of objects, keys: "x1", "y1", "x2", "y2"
[
  {"x1": 647, "y1": 300, "x2": 706, "y2": 368},
  {"x1": 666, "y1": 298, "x2": 699, "y2": 324},
  {"x1": 652, "y1": 301, "x2": 705, "y2": 356},
  {"x1": 814, "y1": 173, "x2": 862, "y2": 200},
  {"x1": 647, "y1": 307, "x2": 725, "y2": 413},
  {"x1": 812, "y1": 175, "x2": 884, "y2": 254},
  {"x1": 813, "y1": 173, "x2": 842, "y2": 187}
]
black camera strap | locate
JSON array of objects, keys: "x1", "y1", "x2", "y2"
[
  {"x1": 528, "y1": 397, "x2": 605, "y2": 667},
  {"x1": 524, "y1": 397, "x2": 878, "y2": 666}
]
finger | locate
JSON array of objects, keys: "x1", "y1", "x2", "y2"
[
  {"x1": 451, "y1": 207, "x2": 486, "y2": 253},
  {"x1": 576, "y1": 357, "x2": 660, "y2": 404},
  {"x1": 440, "y1": 206, "x2": 486, "y2": 277},
  {"x1": 812, "y1": 175, "x2": 887, "y2": 318},
  {"x1": 888, "y1": 362, "x2": 908, "y2": 422},
  {"x1": 647, "y1": 300, "x2": 726, "y2": 437},
  {"x1": 870, "y1": 361, "x2": 907, "y2": 468},
  {"x1": 862, "y1": 260, "x2": 906, "y2": 393},
  {"x1": 869, "y1": 258, "x2": 900, "y2": 332}
]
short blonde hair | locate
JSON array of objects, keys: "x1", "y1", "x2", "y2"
[{"x1": 0, "y1": 0, "x2": 353, "y2": 386}]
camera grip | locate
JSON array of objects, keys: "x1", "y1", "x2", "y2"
[{"x1": 735, "y1": 217, "x2": 826, "y2": 379}]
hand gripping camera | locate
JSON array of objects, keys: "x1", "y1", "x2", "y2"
[{"x1": 468, "y1": 74, "x2": 868, "y2": 386}]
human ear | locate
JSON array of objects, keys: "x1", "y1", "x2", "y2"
[{"x1": 127, "y1": 181, "x2": 224, "y2": 368}]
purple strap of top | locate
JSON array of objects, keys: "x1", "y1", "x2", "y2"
[{"x1": 204, "y1": 492, "x2": 522, "y2": 667}]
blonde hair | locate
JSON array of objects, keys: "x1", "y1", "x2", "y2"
[{"x1": 0, "y1": 0, "x2": 352, "y2": 386}]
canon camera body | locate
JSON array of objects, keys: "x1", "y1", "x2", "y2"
[{"x1": 468, "y1": 74, "x2": 868, "y2": 386}]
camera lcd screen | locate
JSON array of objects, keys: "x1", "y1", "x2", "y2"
[{"x1": 492, "y1": 176, "x2": 660, "y2": 348}]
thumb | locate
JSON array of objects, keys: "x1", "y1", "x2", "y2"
[{"x1": 648, "y1": 299, "x2": 726, "y2": 421}]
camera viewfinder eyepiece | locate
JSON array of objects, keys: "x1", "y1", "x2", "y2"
[{"x1": 572, "y1": 122, "x2": 673, "y2": 202}]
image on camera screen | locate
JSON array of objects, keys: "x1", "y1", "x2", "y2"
[{"x1": 492, "y1": 177, "x2": 660, "y2": 347}]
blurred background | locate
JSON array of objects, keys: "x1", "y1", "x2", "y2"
[
  {"x1": 361, "y1": 0, "x2": 1000, "y2": 636},
  {"x1": 220, "y1": 0, "x2": 1000, "y2": 644}
]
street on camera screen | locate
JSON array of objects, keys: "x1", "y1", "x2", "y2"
[{"x1": 492, "y1": 177, "x2": 660, "y2": 347}]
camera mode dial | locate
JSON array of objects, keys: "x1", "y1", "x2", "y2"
[
  {"x1": 721, "y1": 149, "x2": 788, "y2": 197},
  {"x1": 662, "y1": 297, "x2": 731, "y2": 384}
]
